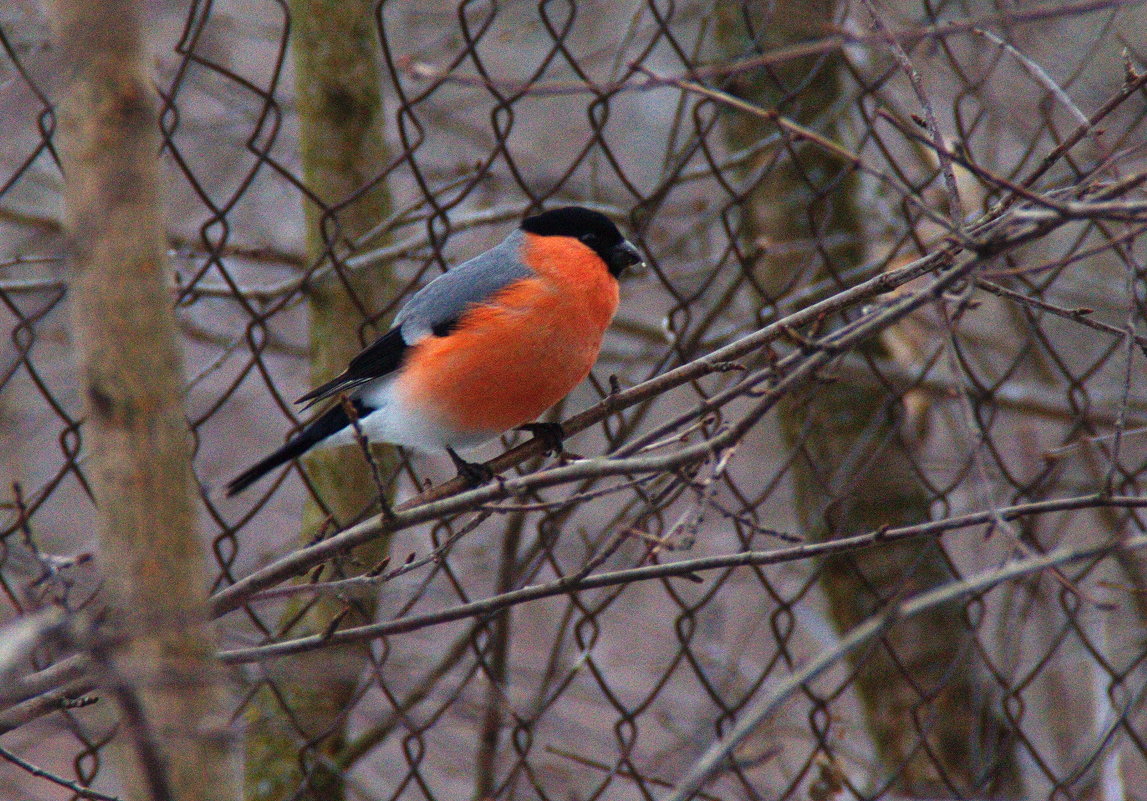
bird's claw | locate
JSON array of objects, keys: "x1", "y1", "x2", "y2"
[{"x1": 516, "y1": 422, "x2": 566, "y2": 456}]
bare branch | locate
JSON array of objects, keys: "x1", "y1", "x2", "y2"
[
  {"x1": 219, "y1": 494, "x2": 1147, "y2": 662},
  {"x1": 659, "y1": 530, "x2": 1147, "y2": 801}
]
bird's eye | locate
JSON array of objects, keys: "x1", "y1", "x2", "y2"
[{"x1": 579, "y1": 233, "x2": 600, "y2": 246}]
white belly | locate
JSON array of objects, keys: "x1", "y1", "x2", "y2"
[{"x1": 316, "y1": 376, "x2": 497, "y2": 453}]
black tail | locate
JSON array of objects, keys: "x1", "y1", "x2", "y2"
[{"x1": 225, "y1": 399, "x2": 371, "y2": 496}]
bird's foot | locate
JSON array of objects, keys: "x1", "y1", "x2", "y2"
[
  {"x1": 516, "y1": 422, "x2": 566, "y2": 456},
  {"x1": 446, "y1": 448, "x2": 494, "y2": 487}
]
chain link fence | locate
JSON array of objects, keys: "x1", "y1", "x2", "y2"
[{"x1": 3, "y1": 0, "x2": 1147, "y2": 799}]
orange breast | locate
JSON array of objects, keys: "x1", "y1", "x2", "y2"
[{"x1": 398, "y1": 234, "x2": 619, "y2": 435}]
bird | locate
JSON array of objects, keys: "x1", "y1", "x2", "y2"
[{"x1": 225, "y1": 206, "x2": 643, "y2": 496}]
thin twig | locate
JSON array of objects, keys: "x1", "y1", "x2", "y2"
[
  {"x1": 1103, "y1": 241, "x2": 1145, "y2": 491},
  {"x1": 0, "y1": 682, "x2": 98, "y2": 736},
  {"x1": 862, "y1": 0, "x2": 965, "y2": 226},
  {"x1": 973, "y1": 28, "x2": 1091, "y2": 127},
  {"x1": 0, "y1": 745, "x2": 123, "y2": 801},
  {"x1": 634, "y1": 63, "x2": 962, "y2": 236},
  {"x1": 1016, "y1": 68, "x2": 1147, "y2": 198},
  {"x1": 544, "y1": 744, "x2": 726, "y2": 801},
  {"x1": 631, "y1": 65, "x2": 861, "y2": 168},
  {"x1": 339, "y1": 395, "x2": 393, "y2": 519},
  {"x1": 397, "y1": 1, "x2": 1131, "y2": 95},
  {"x1": 246, "y1": 509, "x2": 493, "y2": 603},
  {"x1": 659, "y1": 529, "x2": 1147, "y2": 801},
  {"x1": 975, "y1": 278, "x2": 1147, "y2": 353},
  {"x1": 218, "y1": 494, "x2": 1147, "y2": 662},
  {"x1": 675, "y1": 0, "x2": 1133, "y2": 84}
]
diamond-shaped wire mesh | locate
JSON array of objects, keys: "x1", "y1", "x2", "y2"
[{"x1": 3, "y1": 1, "x2": 1147, "y2": 799}]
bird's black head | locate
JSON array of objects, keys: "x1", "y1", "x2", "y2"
[{"x1": 521, "y1": 206, "x2": 643, "y2": 277}]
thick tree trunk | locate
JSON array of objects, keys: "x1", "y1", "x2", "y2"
[
  {"x1": 51, "y1": 2, "x2": 238, "y2": 800},
  {"x1": 715, "y1": 1, "x2": 1021, "y2": 795},
  {"x1": 243, "y1": 2, "x2": 398, "y2": 798}
]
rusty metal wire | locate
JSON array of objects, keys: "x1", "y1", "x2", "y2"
[{"x1": 3, "y1": 1, "x2": 1147, "y2": 799}]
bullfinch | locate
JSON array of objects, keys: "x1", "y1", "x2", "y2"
[{"x1": 226, "y1": 206, "x2": 643, "y2": 496}]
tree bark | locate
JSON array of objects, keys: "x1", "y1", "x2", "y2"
[
  {"x1": 51, "y1": 2, "x2": 238, "y2": 800},
  {"x1": 715, "y1": 1, "x2": 1021, "y2": 795},
  {"x1": 242, "y1": 2, "x2": 397, "y2": 798}
]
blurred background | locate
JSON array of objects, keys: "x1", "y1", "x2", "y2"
[{"x1": 2, "y1": 0, "x2": 1147, "y2": 799}]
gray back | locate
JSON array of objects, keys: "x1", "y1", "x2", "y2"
[{"x1": 397, "y1": 230, "x2": 533, "y2": 342}]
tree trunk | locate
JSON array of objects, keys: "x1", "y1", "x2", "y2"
[
  {"x1": 51, "y1": 2, "x2": 238, "y2": 800},
  {"x1": 715, "y1": 1, "x2": 1021, "y2": 795},
  {"x1": 243, "y1": 2, "x2": 398, "y2": 798}
]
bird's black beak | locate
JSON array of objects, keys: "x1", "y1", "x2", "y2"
[{"x1": 607, "y1": 240, "x2": 644, "y2": 277}]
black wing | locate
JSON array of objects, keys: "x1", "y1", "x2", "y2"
[{"x1": 296, "y1": 326, "x2": 409, "y2": 409}]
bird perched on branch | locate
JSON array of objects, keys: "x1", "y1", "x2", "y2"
[{"x1": 226, "y1": 206, "x2": 643, "y2": 496}]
